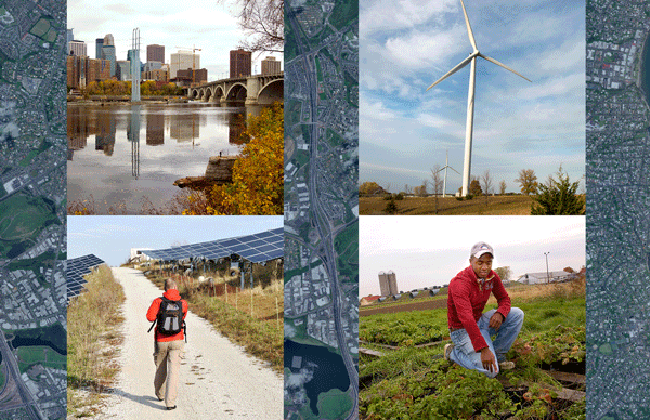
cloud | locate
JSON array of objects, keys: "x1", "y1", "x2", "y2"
[{"x1": 360, "y1": 0, "x2": 458, "y2": 38}]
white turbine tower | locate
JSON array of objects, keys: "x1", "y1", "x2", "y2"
[
  {"x1": 435, "y1": 150, "x2": 459, "y2": 197},
  {"x1": 426, "y1": 0, "x2": 531, "y2": 197}
]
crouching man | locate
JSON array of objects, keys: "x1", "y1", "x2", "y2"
[{"x1": 444, "y1": 242, "x2": 524, "y2": 378}]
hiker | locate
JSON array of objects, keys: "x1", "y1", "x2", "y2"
[
  {"x1": 146, "y1": 278, "x2": 188, "y2": 410},
  {"x1": 444, "y1": 242, "x2": 524, "y2": 378}
]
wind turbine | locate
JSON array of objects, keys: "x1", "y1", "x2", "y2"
[
  {"x1": 434, "y1": 150, "x2": 459, "y2": 197},
  {"x1": 426, "y1": 0, "x2": 531, "y2": 197}
]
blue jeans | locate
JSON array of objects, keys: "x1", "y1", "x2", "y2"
[{"x1": 449, "y1": 307, "x2": 524, "y2": 378}]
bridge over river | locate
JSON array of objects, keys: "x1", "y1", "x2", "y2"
[{"x1": 187, "y1": 72, "x2": 283, "y2": 106}]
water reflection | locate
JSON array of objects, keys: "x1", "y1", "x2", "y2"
[{"x1": 67, "y1": 102, "x2": 260, "y2": 214}]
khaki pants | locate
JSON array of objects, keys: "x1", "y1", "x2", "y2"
[{"x1": 153, "y1": 340, "x2": 185, "y2": 407}]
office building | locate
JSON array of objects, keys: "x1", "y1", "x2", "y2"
[
  {"x1": 147, "y1": 44, "x2": 165, "y2": 64},
  {"x1": 230, "y1": 49, "x2": 251, "y2": 78},
  {"x1": 68, "y1": 40, "x2": 87, "y2": 57},
  {"x1": 170, "y1": 51, "x2": 199, "y2": 79},
  {"x1": 261, "y1": 56, "x2": 281, "y2": 75}
]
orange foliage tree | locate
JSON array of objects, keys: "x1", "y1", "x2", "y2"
[{"x1": 183, "y1": 102, "x2": 284, "y2": 215}]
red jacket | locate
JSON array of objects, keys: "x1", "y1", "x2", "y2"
[
  {"x1": 447, "y1": 265, "x2": 511, "y2": 352},
  {"x1": 146, "y1": 289, "x2": 188, "y2": 342}
]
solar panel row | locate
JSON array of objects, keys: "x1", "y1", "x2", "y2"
[
  {"x1": 142, "y1": 227, "x2": 284, "y2": 264},
  {"x1": 66, "y1": 254, "x2": 105, "y2": 302}
]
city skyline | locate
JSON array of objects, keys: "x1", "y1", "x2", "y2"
[
  {"x1": 359, "y1": 215, "x2": 586, "y2": 297},
  {"x1": 68, "y1": 0, "x2": 283, "y2": 81},
  {"x1": 360, "y1": 0, "x2": 584, "y2": 194}
]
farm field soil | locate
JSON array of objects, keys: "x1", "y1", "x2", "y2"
[
  {"x1": 361, "y1": 298, "x2": 446, "y2": 316},
  {"x1": 360, "y1": 195, "x2": 534, "y2": 215}
]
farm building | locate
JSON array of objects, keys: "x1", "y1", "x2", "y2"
[
  {"x1": 129, "y1": 248, "x2": 152, "y2": 263},
  {"x1": 360, "y1": 295, "x2": 381, "y2": 306},
  {"x1": 514, "y1": 271, "x2": 573, "y2": 285},
  {"x1": 408, "y1": 288, "x2": 438, "y2": 299}
]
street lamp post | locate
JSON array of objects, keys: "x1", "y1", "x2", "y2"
[{"x1": 544, "y1": 252, "x2": 550, "y2": 284}]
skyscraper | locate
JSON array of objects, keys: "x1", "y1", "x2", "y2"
[
  {"x1": 95, "y1": 38, "x2": 104, "y2": 59},
  {"x1": 147, "y1": 44, "x2": 165, "y2": 64},
  {"x1": 230, "y1": 49, "x2": 251, "y2": 78},
  {"x1": 101, "y1": 44, "x2": 116, "y2": 77}
]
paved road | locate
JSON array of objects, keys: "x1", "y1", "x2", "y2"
[{"x1": 96, "y1": 267, "x2": 282, "y2": 420}]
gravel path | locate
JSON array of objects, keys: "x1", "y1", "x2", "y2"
[{"x1": 95, "y1": 267, "x2": 283, "y2": 419}]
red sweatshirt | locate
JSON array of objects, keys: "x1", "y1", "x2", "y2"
[
  {"x1": 146, "y1": 289, "x2": 188, "y2": 342},
  {"x1": 447, "y1": 265, "x2": 511, "y2": 352}
]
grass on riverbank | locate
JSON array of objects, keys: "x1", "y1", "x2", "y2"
[
  {"x1": 67, "y1": 265, "x2": 125, "y2": 418},
  {"x1": 143, "y1": 270, "x2": 284, "y2": 373}
]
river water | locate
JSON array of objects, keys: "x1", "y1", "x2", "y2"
[{"x1": 67, "y1": 102, "x2": 261, "y2": 214}]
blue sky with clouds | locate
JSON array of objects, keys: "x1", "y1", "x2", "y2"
[
  {"x1": 68, "y1": 0, "x2": 283, "y2": 81},
  {"x1": 67, "y1": 215, "x2": 283, "y2": 266},
  {"x1": 359, "y1": 0, "x2": 585, "y2": 194}
]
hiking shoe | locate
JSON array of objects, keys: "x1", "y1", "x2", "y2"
[
  {"x1": 167, "y1": 406, "x2": 177, "y2": 410},
  {"x1": 443, "y1": 343, "x2": 454, "y2": 360},
  {"x1": 499, "y1": 361, "x2": 516, "y2": 370}
]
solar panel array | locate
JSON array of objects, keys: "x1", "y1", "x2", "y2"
[
  {"x1": 66, "y1": 254, "x2": 105, "y2": 301},
  {"x1": 142, "y1": 227, "x2": 284, "y2": 263}
]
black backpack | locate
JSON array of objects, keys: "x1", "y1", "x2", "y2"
[{"x1": 148, "y1": 297, "x2": 186, "y2": 339}]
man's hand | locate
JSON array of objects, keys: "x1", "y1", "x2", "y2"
[
  {"x1": 489, "y1": 312, "x2": 505, "y2": 330},
  {"x1": 480, "y1": 347, "x2": 497, "y2": 372}
]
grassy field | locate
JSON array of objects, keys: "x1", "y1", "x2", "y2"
[
  {"x1": 360, "y1": 195, "x2": 535, "y2": 215},
  {"x1": 143, "y1": 268, "x2": 284, "y2": 372},
  {"x1": 360, "y1": 280, "x2": 586, "y2": 419},
  {"x1": 67, "y1": 265, "x2": 125, "y2": 418}
]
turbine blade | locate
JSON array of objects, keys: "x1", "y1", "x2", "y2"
[
  {"x1": 426, "y1": 56, "x2": 473, "y2": 91},
  {"x1": 480, "y1": 54, "x2": 531, "y2": 82},
  {"x1": 449, "y1": 167, "x2": 460, "y2": 174},
  {"x1": 460, "y1": 0, "x2": 478, "y2": 52}
]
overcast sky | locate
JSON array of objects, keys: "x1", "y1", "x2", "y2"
[
  {"x1": 359, "y1": 215, "x2": 585, "y2": 297},
  {"x1": 67, "y1": 215, "x2": 283, "y2": 266},
  {"x1": 67, "y1": 0, "x2": 283, "y2": 81},
  {"x1": 359, "y1": 0, "x2": 584, "y2": 194}
]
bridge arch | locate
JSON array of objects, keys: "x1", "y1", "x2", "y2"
[
  {"x1": 226, "y1": 82, "x2": 247, "y2": 103},
  {"x1": 257, "y1": 79, "x2": 284, "y2": 105}
]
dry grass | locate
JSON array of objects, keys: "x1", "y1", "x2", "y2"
[
  {"x1": 142, "y1": 269, "x2": 284, "y2": 372},
  {"x1": 360, "y1": 195, "x2": 534, "y2": 215},
  {"x1": 488, "y1": 276, "x2": 586, "y2": 305},
  {"x1": 67, "y1": 265, "x2": 126, "y2": 418}
]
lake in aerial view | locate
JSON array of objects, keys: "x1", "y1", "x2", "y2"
[{"x1": 67, "y1": 102, "x2": 260, "y2": 214}]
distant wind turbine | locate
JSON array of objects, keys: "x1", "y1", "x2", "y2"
[
  {"x1": 426, "y1": 0, "x2": 531, "y2": 197},
  {"x1": 434, "y1": 150, "x2": 459, "y2": 197}
]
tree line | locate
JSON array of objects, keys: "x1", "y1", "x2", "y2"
[{"x1": 360, "y1": 165, "x2": 585, "y2": 215}]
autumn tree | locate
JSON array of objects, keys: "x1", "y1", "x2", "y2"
[
  {"x1": 499, "y1": 180, "x2": 507, "y2": 195},
  {"x1": 360, "y1": 182, "x2": 384, "y2": 196},
  {"x1": 469, "y1": 177, "x2": 482, "y2": 196},
  {"x1": 495, "y1": 266, "x2": 511, "y2": 281},
  {"x1": 184, "y1": 102, "x2": 283, "y2": 215},
  {"x1": 531, "y1": 166, "x2": 585, "y2": 215},
  {"x1": 414, "y1": 182, "x2": 428, "y2": 197},
  {"x1": 516, "y1": 169, "x2": 538, "y2": 195}
]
